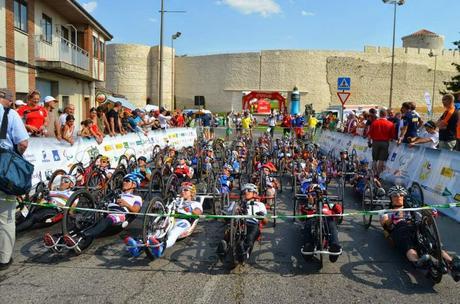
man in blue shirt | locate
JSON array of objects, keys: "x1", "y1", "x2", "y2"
[
  {"x1": 0, "y1": 88, "x2": 29, "y2": 271},
  {"x1": 398, "y1": 102, "x2": 420, "y2": 144}
]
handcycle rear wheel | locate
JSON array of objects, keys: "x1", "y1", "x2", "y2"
[
  {"x1": 142, "y1": 197, "x2": 168, "y2": 260},
  {"x1": 362, "y1": 182, "x2": 374, "y2": 229},
  {"x1": 62, "y1": 190, "x2": 98, "y2": 238}
]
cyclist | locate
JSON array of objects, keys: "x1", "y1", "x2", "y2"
[
  {"x1": 260, "y1": 164, "x2": 279, "y2": 209},
  {"x1": 350, "y1": 160, "x2": 369, "y2": 195},
  {"x1": 43, "y1": 173, "x2": 143, "y2": 253},
  {"x1": 380, "y1": 185, "x2": 460, "y2": 280},
  {"x1": 98, "y1": 155, "x2": 114, "y2": 179},
  {"x1": 141, "y1": 182, "x2": 203, "y2": 258},
  {"x1": 16, "y1": 175, "x2": 76, "y2": 232},
  {"x1": 219, "y1": 164, "x2": 234, "y2": 194},
  {"x1": 174, "y1": 156, "x2": 194, "y2": 183},
  {"x1": 132, "y1": 156, "x2": 152, "y2": 187},
  {"x1": 301, "y1": 183, "x2": 342, "y2": 262},
  {"x1": 164, "y1": 147, "x2": 177, "y2": 167},
  {"x1": 217, "y1": 183, "x2": 268, "y2": 262}
]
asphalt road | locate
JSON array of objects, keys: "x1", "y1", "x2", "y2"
[
  {"x1": 1, "y1": 177, "x2": 459, "y2": 304},
  {"x1": 1, "y1": 129, "x2": 459, "y2": 304}
]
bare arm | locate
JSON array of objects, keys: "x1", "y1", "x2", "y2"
[{"x1": 17, "y1": 139, "x2": 28, "y2": 155}]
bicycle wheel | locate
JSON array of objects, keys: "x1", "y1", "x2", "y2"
[
  {"x1": 142, "y1": 197, "x2": 169, "y2": 260},
  {"x1": 128, "y1": 155, "x2": 137, "y2": 173},
  {"x1": 164, "y1": 174, "x2": 179, "y2": 201},
  {"x1": 62, "y1": 190, "x2": 98, "y2": 237},
  {"x1": 362, "y1": 182, "x2": 374, "y2": 229},
  {"x1": 226, "y1": 205, "x2": 245, "y2": 269},
  {"x1": 117, "y1": 155, "x2": 129, "y2": 171},
  {"x1": 409, "y1": 182, "x2": 424, "y2": 206},
  {"x1": 109, "y1": 168, "x2": 126, "y2": 191},
  {"x1": 69, "y1": 163, "x2": 85, "y2": 186},
  {"x1": 418, "y1": 209, "x2": 443, "y2": 284},
  {"x1": 149, "y1": 169, "x2": 164, "y2": 195},
  {"x1": 272, "y1": 192, "x2": 277, "y2": 227}
]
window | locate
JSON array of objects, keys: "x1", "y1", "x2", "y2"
[
  {"x1": 41, "y1": 14, "x2": 52, "y2": 43},
  {"x1": 14, "y1": 0, "x2": 28, "y2": 33},
  {"x1": 62, "y1": 96, "x2": 69, "y2": 110},
  {"x1": 15, "y1": 92, "x2": 28, "y2": 103},
  {"x1": 99, "y1": 41, "x2": 105, "y2": 60},
  {"x1": 61, "y1": 26, "x2": 69, "y2": 40},
  {"x1": 93, "y1": 36, "x2": 98, "y2": 57}
]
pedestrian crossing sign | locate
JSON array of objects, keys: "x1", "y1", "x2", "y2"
[{"x1": 337, "y1": 77, "x2": 351, "y2": 91}]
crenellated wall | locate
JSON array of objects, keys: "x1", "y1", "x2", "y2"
[{"x1": 106, "y1": 44, "x2": 460, "y2": 113}]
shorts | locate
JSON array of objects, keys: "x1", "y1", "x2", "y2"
[
  {"x1": 391, "y1": 223, "x2": 417, "y2": 255},
  {"x1": 372, "y1": 140, "x2": 389, "y2": 161}
]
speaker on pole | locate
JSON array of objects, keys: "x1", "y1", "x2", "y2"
[{"x1": 194, "y1": 96, "x2": 205, "y2": 107}]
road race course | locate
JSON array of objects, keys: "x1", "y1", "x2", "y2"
[{"x1": 1, "y1": 131, "x2": 459, "y2": 304}]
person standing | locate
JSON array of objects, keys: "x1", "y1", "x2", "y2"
[
  {"x1": 107, "y1": 102, "x2": 126, "y2": 135},
  {"x1": 436, "y1": 94, "x2": 458, "y2": 151},
  {"x1": 0, "y1": 89, "x2": 29, "y2": 270},
  {"x1": 267, "y1": 110, "x2": 276, "y2": 138},
  {"x1": 398, "y1": 102, "x2": 419, "y2": 144},
  {"x1": 43, "y1": 96, "x2": 59, "y2": 138},
  {"x1": 16, "y1": 90, "x2": 48, "y2": 137},
  {"x1": 367, "y1": 108, "x2": 395, "y2": 177}
]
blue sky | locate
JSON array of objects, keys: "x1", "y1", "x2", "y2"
[{"x1": 78, "y1": 0, "x2": 460, "y2": 55}]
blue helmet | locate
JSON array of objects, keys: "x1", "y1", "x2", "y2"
[
  {"x1": 360, "y1": 159, "x2": 369, "y2": 165},
  {"x1": 123, "y1": 173, "x2": 142, "y2": 187}
]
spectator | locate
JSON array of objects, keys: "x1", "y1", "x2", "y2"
[
  {"x1": 107, "y1": 102, "x2": 125, "y2": 135},
  {"x1": 307, "y1": 114, "x2": 318, "y2": 138},
  {"x1": 175, "y1": 110, "x2": 185, "y2": 127},
  {"x1": 267, "y1": 110, "x2": 276, "y2": 138},
  {"x1": 344, "y1": 112, "x2": 357, "y2": 135},
  {"x1": 436, "y1": 94, "x2": 458, "y2": 151},
  {"x1": 293, "y1": 113, "x2": 305, "y2": 139},
  {"x1": 16, "y1": 90, "x2": 48, "y2": 137},
  {"x1": 454, "y1": 92, "x2": 460, "y2": 111},
  {"x1": 80, "y1": 118, "x2": 103, "y2": 144},
  {"x1": 158, "y1": 107, "x2": 172, "y2": 131},
  {"x1": 456, "y1": 111, "x2": 460, "y2": 151},
  {"x1": 95, "y1": 106, "x2": 110, "y2": 135},
  {"x1": 364, "y1": 108, "x2": 377, "y2": 136},
  {"x1": 43, "y1": 96, "x2": 59, "y2": 138},
  {"x1": 89, "y1": 107, "x2": 104, "y2": 139},
  {"x1": 62, "y1": 114, "x2": 75, "y2": 145},
  {"x1": 408, "y1": 121, "x2": 439, "y2": 149},
  {"x1": 398, "y1": 102, "x2": 419, "y2": 144},
  {"x1": 387, "y1": 108, "x2": 400, "y2": 140},
  {"x1": 0, "y1": 88, "x2": 29, "y2": 271},
  {"x1": 356, "y1": 114, "x2": 366, "y2": 137},
  {"x1": 282, "y1": 113, "x2": 291, "y2": 136},
  {"x1": 58, "y1": 104, "x2": 75, "y2": 137},
  {"x1": 202, "y1": 112, "x2": 212, "y2": 139},
  {"x1": 368, "y1": 108, "x2": 394, "y2": 177}
]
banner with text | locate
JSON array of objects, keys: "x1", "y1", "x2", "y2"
[
  {"x1": 25, "y1": 128, "x2": 197, "y2": 186},
  {"x1": 316, "y1": 130, "x2": 460, "y2": 222}
]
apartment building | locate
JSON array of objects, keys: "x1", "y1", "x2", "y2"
[{"x1": 0, "y1": 0, "x2": 112, "y2": 121}]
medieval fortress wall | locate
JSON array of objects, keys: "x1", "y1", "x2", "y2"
[{"x1": 106, "y1": 42, "x2": 460, "y2": 113}]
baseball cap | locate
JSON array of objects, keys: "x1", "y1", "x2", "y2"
[
  {"x1": 43, "y1": 96, "x2": 57, "y2": 104},
  {"x1": 15, "y1": 100, "x2": 26, "y2": 106},
  {"x1": 424, "y1": 120, "x2": 436, "y2": 129},
  {"x1": 0, "y1": 88, "x2": 13, "y2": 101}
]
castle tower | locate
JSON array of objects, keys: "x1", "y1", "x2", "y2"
[{"x1": 402, "y1": 29, "x2": 444, "y2": 50}]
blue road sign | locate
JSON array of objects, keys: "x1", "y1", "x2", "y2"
[{"x1": 338, "y1": 77, "x2": 351, "y2": 91}]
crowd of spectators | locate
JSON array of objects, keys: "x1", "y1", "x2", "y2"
[
  {"x1": 342, "y1": 94, "x2": 460, "y2": 152},
  {"x1": 4, "y1": 90, "x2": 194, "y2": 146}
]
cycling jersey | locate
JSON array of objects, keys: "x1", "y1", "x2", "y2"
[
  {"x1": 244, "y1": 200, "x2": 267, "y2": 225},
  {"x1": 48, "y1": 190, "x2": 74, "y2": 208},
  {"x1": 219, "y1": 174, "x2": 233, "y2": 193}
]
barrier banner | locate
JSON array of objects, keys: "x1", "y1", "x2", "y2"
[
  {"x1": 25, "y1": 128, "x2": 197, "y2": 186},
  {"x1": 316, "y1": 130, "x2": 460, "y2": 222}
]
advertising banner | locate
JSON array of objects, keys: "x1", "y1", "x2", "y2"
[
  {"x1": 316, "y1": 130, "x2": 460, "y2": 222},
  {"x1": 25, "y1": 128, "x2": 197, "y2": 186}
]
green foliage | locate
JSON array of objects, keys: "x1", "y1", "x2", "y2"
[{"x1": 443, "y1": 39, "x2": 460, "y2": 93}]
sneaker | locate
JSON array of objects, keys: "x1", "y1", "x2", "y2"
[
  {"x1": 329, "y1": 243, "x2": 342, "y2": 263},
  {"x1": 124, "y1": 236, "x2": 141, "y2": 257},
  {"x1": 450, "y1": 256, "x2": 460, "y2": 281},
  {"x1": 147, "y1": 236, "x2": 164, "y2": 258},
  {"x1": 63, "y1": 235, "x2": 81, "y2": 254},
  {"x1": 43, "y1": 233, "x2": 57, "y2": 248},
  {"x1": 0, "y1": 258, "x2": 12, "y2": 271}
]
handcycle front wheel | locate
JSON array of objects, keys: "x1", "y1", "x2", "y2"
[
  {"x1": 62, "y1": 190, "x2": 98, "y2": 238},
  {"x1": 142, "y1": 197, "x2": 168, "y2": 261},
  {"x1": 362, "y1": 182, "x2": 374, "y2": 229},
  {"x1": 418, "y1": 209, "x2": 443, "y2": 284}
]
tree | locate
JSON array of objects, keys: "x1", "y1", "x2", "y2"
[{"x1": 443, "y1": 39, "x2": 460, "y2": 94}]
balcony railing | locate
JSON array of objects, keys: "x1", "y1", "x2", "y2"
[{"x1": 35, "y1": 36, "x2": 89, "y2": 70}]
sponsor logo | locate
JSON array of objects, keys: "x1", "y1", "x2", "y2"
[
  {"x1": 123, "y1": 142, "x2": 129, "y2": 148},
  {"x1": 104, "y1": 145, "x2": 113, "y2": 151},
  {"x1": 454, "y1": 194, "x2": 460, "y2": 202},
  {"x1": 52, "y1": 150, "x2": 61, "y2": 161},
  {"x1": 115, "y1": 143, "x2": 124, "y2": 150},
  {"x1": 62, "y1": 149, "x2": 74, "y2": 161},
  {"x1": 41, "y1": 150, "x2": 50, "y2": 163},
  {"x1": 440, "y1": 167, "x2": 454, "y2": 179},
  {"x1": 136, "y1": 141, "x2": 142, "y2": 146}
]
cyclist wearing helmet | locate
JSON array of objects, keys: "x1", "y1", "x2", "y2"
[
  {"x1": 99, "y1": 155, "x2": 114, "y2": 178},
  {"x1": 16, "y1": 175, "x2": 76, "y2": 232},
  {"x1": 380, "y1": 185, "x2": 460, "y2": 279},
  {"x1": 142, "y1": 182, "x2": 203, "y2": 258},
  {"x1": 261, "y1": 164, "x2": 279, "y2": 208},
  {"x1": 174, "y1": 156, "x2": 194, "y2": 183},
  {"x1": 132, "y1": 156, "x2": 152, "y2": 186},
  {"x1": 217, "y1": 183, "x2": 268, "y2": 262},
  {"x1": 219, "y1": 164, "x2": 234, "y2": 194},
  {"x1": 43, "y1": 173, "x2": 143, "y2": 253},
  {"x1": 350, "y1": 160, "x2": 369, "y2": 194},
  {"x1": 301, "y1": 184, "x2": 342, "y2": 262},
  {"x1": 203, "y1": 147, "x2": 214, "y2": 174}
]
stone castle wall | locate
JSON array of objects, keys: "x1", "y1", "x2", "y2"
[{"x1": 106, "y1": 44, "x2": 460, "y2": 113}]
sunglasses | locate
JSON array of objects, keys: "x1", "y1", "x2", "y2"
[
  {"x1": 181, "y1": 188, "x2": 191, "y2": 192},
  {"x1": 61, "y1": 177, "x2": 72, "y2": 184},
  {"x1": 123, "y1": 179, "x2": 133, "y2": 183}
]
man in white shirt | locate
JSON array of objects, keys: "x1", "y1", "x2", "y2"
[{"x1": 408, "y1": 120, "x2": 439, "y2": 149}]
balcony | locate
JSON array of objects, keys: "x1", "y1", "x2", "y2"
[{"x1": 35, "y1": 36, "x2": 94, "y2": 80}]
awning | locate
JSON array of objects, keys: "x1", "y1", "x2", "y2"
[{"x1": 105, "y1": 96, "x2": 137, "y2": 111}]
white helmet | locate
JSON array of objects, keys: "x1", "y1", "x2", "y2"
[{"x1": 242, "y1": 183, "x2": 258, "y2": 194}]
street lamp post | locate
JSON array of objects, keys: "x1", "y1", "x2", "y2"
[
  {"x1": 429, "y1": 51, "x2": 438, "y2": 116},
  {"x1": 383, "y1": 0, "x2": 405, "y2": 109},
  {"x1": 171, "y1": 32, "x2": 181, "y2": 109}
]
